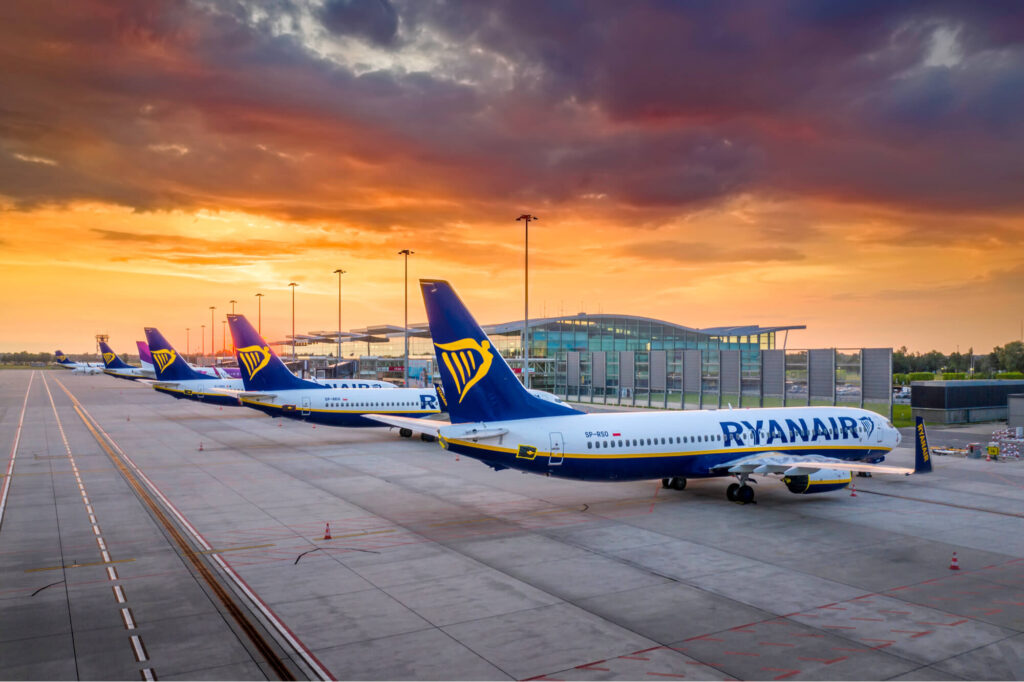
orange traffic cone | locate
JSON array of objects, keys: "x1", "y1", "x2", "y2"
[
  {"x1": 198, "y1": 441, "x2": 204, "y2": 452},
  {"x1": 323, "y1": 522, "x2": 332, "y2": 540},
  {"x1": 850, "y1": 482, "x2": 857, "y2": 497},
  {"x1": 949, "y1": 552, "x2": 960, "y2": 570}
]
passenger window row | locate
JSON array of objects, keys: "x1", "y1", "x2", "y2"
[{"x1": 586, "y1": 433, "x2": 723, "y2": 450}]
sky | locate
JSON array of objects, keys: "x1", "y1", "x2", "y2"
[{"x1": 2, "y1": 0, "x2": 1023, "y2": 354}]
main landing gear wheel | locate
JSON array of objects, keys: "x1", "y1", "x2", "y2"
[
  {"x1": 421, "y1": 433, "x2": 436, "y2": 442},
  {"x1": 399, "y1": 428, "x2": 413, "y2": 438},
  {"x1": 735, "y1": 485, "x2": 755, "y2": 504},
  {"x1": 670, "y1": 477, "x2": 687, "y2": 490},
  {"x1": 662, "y1": 478, "x2": 671, "y2": 488},
  {"x1": 726, "y1": 483, "x2": 740, "y2": 501}
]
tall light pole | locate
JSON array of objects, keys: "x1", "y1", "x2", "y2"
[
  {"x1": 398, "y1": 250, "x2": 414, "y2": 386},
  {"x1": 227, "y1": 300, "x2": 236, "y2": 355},
  {"x1": 201, "y1": 324, "x2": 205, "y2": 356},
  {"x1": 516, "y1": 214, "x2": 537, "y2": 388},
  {"x1": 288, "y1": 282, "x2": 298, "y2": 360},
  {"x1": 255, "y1": 293, "x2": 264, "y2": 335},
  {"x1": 333, "y1": 269, "x2": 346, "y2": 366},
  {"x1": 209, "y1": 306, "x2": 215, "y2": 360},
  {"x1": 221, "y1": 320, "x2": 227, "y2": 355}
]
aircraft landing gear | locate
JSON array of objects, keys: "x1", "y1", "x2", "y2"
[
  {"x1": 662, "y1": 477, "x2": 687, "y2": 490},
  {"x1": 726, "y1": 475, "x2": 756, "y2": 504},
  {"x1": 399, "y1": 428, "x2": 413, "y2": 438}
]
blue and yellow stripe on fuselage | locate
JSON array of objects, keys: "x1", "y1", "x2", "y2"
[
  {"x1": 153, "y1": 385, "x2": 239, "y2": 407},
  {"x1": 440, "y1": 438, "x2": 892, "y2": 482},
  {"x1": 239, "y1": 399, "x2": 434, "y2": 427}
]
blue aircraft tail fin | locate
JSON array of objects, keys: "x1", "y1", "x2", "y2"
[
  {"x1": 98, "y1": 341, "x2": 134, "y2": 369},
  {"x1": 143, "y1": 328, "x2": 210, "y2": 381},
  {"x1": 54, "y1": 350, "x2": 75, "y2": 366},
  {"x1": 914, "y1": 416, "x2": 933, "y2": 474},
  {"x1": 226, "y1": 314, "x2": 321, "y2": 391},
  {"x1": 420, "y1": 279, "x2": 582, "y2": 423}
]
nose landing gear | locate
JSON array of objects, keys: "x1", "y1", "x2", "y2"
[{"x1": 661, "y1": 477, "x2": 687, "y2": 490}]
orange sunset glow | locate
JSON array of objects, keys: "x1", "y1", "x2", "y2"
[{"x1": 2, "y1": 2, "x2": 1023, "y2": 354}]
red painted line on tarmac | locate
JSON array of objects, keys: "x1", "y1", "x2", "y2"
[
  {"x1": 761, "y1": 667, "x2": 801, "y2": 680},
  {"x1": 879, "y1": 610, "x2": 911, "y2": 615},
  {"x1": 891, "y1": 629, "x2": 933, "y2": 638},
  {"x1": 851, "y1": 617, "x2": 885, "y2": 622},
  {"x1": 645, "y1": 673, "x2": 685, "y2": 678},
  {"x1": 683, "y1": 635, "x2": 723, "y2": 642},
  {"x1": 919, "y1": 619, "x2": 967, "y2": 627},
  {"x1": 723, "y1": 651, "x2": 760, "y2": 657},
  {"x1": 620, "y1": 655, "x2": 651, "y2": 661}
]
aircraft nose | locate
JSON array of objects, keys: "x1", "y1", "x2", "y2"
[{"x1": 895, "y1": 429, "x2": 902, "y2": 446}]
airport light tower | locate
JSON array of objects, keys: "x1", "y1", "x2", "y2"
[
  {"x1": 516, "y1": 214, "x2": 537, "y2": 388},
  {"x1": 398, "y1": 250, "x2": 414, "y2": 386},
  {"x1": 209, "y1": 306, "x2": 215, "y2": 360},
  {"x1": 288, "y1": 282, "x2": 298, "y2": 360},
  {"x1": 333, "y1": 269, "x2": 346, "y2": 365},
  {"x1": 255, "y1": 292, "x2": 264, "y2": 335}
]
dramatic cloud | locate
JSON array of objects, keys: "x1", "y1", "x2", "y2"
[{"x1": 2, "y1": 1, "x2": 1024, "y2": 352}]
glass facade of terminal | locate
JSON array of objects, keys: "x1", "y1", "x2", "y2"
[{"x1": 287, "y1": 314, "x2": 793, "y2": 391}]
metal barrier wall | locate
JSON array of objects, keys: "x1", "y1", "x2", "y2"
[{"x1": 554, "y1": 347, "x2": 893, "y2": 419}]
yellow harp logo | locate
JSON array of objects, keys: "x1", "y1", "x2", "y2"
[
  {"x1": 435, "y1": 338, "x2": 493, "y2": 403},
  {"x1": 102, "y1": 352, "x2": 115, "y2": 365},
  {"x1": 237, "y1": 345, "x2": 271, "y2": 379},
  {"x1": 57, "y1": 354, "x2": 67, "y2": 362},
  {"x1": 151, "y1": 349, "x2": 177, "y2": 373}
]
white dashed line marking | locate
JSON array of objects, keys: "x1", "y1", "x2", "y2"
[
  {"x1": 121, "y1": 607, "x2": 136, "y2": 630},
  {"x1": 113, "y1": 584, "x2": 126, "y2": 603},
  {"x1": 130, "y1": 635, "x2": 148, "y2": 662},
  {"x1": 107, "y1": 566, "x2": 118, "y2": 581}
]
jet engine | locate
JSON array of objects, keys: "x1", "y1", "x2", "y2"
[{"x1": 783, "y1": 468, "x2": 852, "y2": 494}]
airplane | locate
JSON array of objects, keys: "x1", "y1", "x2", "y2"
[
  {"x1": 136, "y1": 339, "x2": 246, "y2": 380},
  {"x1": 226, "y1": 313, "x2": 440, "y2": 429},
  {"x1": 53, "y1": 350, "x2": 103, "y2": 375},
  {"x1": 143, "y1": 327, "x2": 244, "y2": 406},
  {"x1": 99, "y1": 340, "x2": 156, "y2": 380},
  {"x1": 136, "y1": 340, "x2": 156, "y2": 376},
  {"x1": 365, "y1": 280, "x2": 928, "y2": 504}
]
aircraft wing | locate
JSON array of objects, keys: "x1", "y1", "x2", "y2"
[
  {"x1": 710, "y1": 453, "x2": 914, "y2": 476},
  {"x1": 205, "y1": 388, "x2": 276, "y2": 400},
  {"x1": 362, "y1": 414, "x2": 449, "y2": 436}
]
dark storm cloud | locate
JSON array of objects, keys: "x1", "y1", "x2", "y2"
[
  {"x1": 0, "y1": 0, "x2": 1022, "y2": 220},
  {"x1": 319, "y1": 0, "x2": 399, "y2": 46}
]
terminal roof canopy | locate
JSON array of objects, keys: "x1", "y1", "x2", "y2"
[{"x1": 287, "y1": 314, "x2": 804, "y2": 348}]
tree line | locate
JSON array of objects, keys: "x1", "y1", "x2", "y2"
[{"x1": 895, "y1": 341, "x2": 1024, "y2": 375}]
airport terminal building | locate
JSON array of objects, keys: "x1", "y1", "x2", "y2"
[
  {"x1": 283, "y1": 314, "x2": 893, "y2": 415},
  {"x1": 286, "y1": 313, "x2": 799, "y2": 389}
]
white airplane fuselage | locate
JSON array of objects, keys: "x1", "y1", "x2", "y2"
[
  {"x1": 438, "y1": 405, "x2": 900, "y2": 481},
  {"x1": 240, "y1": 387, "x2": 440, "y2": 426}
]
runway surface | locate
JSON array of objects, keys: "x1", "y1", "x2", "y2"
[{"x1": 1, "y1": 370, "x2": 1023, "y2": 680}]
